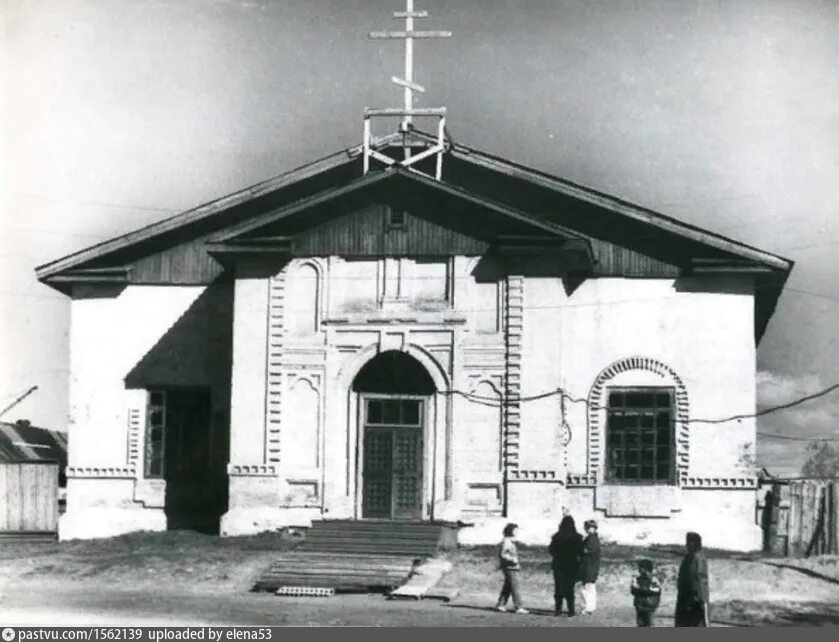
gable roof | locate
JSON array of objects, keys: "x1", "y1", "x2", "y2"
[
  {"x1": 215, "y1": 167, "x2": 589, "y2": 244},
  {"x1": 35, "y1": 134, "x2": 792, "y2": 339},
  {"x1": 35, "y1": 135, "x2": 791, "y2": 279}
]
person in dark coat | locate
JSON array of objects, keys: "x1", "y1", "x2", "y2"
[
  {"x1": 675, "y1": 531, "x2": 710, "y2": 627},
  {"x1": 548, "y1": 515, "x2": 583, "y2": 616},
  {"x1": 578, "y1": 519, "x2": 601, "y2": 615}
]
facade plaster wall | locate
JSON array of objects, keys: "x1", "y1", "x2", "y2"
[
  {"x1": 63, "y1": 283, "x2": 233, "y2": 540},
  {"x1": 62, "y1": 256, "x2": 763, "y2": 550},
  {"x1": 561, "y1": 486, "x2": 759, "y2": 550},
  {"x1": 464, "y1": 487, "x2": 758, "y2": 549},
  {"x1": 518, "y1": 276, "x2": 565, "y2": 473},
  {"x1": 558, "y1": 276, "x2": 757, "y2": 482},
  {"x1": 229, "y1": 275, "x2": 269, "y2": 465},
  {"x1": 220, "y1": 261, "x2": 761, "y2": 548},
  {"x1": 67, "y1": 286, "x2": 203, "y2": 468}
]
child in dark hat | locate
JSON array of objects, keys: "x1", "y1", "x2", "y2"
[{"x1": 631, "y1": 559, "x2": 662, "y2": 627}]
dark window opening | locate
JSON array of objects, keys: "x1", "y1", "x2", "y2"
[
  {"x1": 144, "y1": 387, "x2": 227, "y2": 533},
  {"x1": 606, "y1": 387, "x2": 675, "y2": 484},
  {"x1": 388, "y1": 209, "x2": 406, "y2": 230},
  {"x1": 145, "y1": 392, "x2": 167, "y2": 478},
  {"x1": 365, "y1": 398, "x2": 422, "y2": 427}
]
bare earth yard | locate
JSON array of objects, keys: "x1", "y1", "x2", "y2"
[{"x1": 1, "y1": 532, "x2": 837, "y2": 626}]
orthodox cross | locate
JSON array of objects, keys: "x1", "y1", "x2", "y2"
[{"x1": 363, "y1": 0, "x2": 451, "y2": 179}]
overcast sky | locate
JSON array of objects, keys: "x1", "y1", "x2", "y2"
[{"x1": 2, "y1": 0, "x2": 838, "y2": 475}]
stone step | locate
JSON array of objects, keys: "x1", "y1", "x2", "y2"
[{"x1": 253, "y1": 521, "x2": 457, "y2": 593}]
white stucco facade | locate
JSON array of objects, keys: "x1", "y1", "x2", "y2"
[
  {"x1": 58, "y1": 251, "x2": 763, "y2": 550},
  {"x1": 60, "y1": 283, "x2": 233, "y2": 540}
]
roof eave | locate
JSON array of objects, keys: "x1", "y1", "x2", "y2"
[
  {"x1": 34, "y1": 144, "x2": 366, "y2": 282},
  {"x1": 447, "y1": 143, "x2": 793, "y2": 273}
]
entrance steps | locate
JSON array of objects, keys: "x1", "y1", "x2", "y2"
[
  {"x1": 252, "y1": 520, "x2": 457, "y2": 593},
  {"x1": 253, "y1": 552, "x2": 418, "y2": 593},
  {"x1": 301, "y1": 519, "x2": 454, "y2": 556}
]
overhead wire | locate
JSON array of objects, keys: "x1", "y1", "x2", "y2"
[{"x1": 436, "y1": 381, "x2": 839, "y2": 440}]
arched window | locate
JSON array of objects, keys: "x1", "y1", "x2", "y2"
[{"x1": 588, "y1": 357, "x2": 689, "y2": 485}]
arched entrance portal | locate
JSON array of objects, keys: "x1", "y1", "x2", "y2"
[{"x1": 352, "y1": 351, "x2": 436, "y2": 520}]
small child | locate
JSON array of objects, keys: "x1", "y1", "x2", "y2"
[{"x1": 631, "y1": 559, "x2": 662, "y2": 627}]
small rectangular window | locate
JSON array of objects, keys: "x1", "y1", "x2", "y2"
[
  {"x1": 606, "y1": 387, "x2": 674, "y2": 484},
  {"x1": 145, "y1": 390, "x2": 166, "y2": 478},
  {"x1": 388, "y1": 209, "x2": 406, "y2": 230},
  {"x1": 364, "y1": 398, "x2": 422, "y2": 427}
]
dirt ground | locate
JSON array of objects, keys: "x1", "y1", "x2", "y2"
[{"x1": 1, "y1": 532, "x2": 837, "y2": 627}]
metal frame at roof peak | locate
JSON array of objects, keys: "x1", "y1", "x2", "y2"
[{"x1": 363, "y1": 1, "x2": 451, "y2": 180}]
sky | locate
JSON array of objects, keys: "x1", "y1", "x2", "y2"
[{"x1": 1, "y1": 0, "x2": 838, "y2": 476}]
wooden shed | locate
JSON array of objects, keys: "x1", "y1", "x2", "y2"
[
  {"x1": 0, "y1": 420, "x2": 67, "y2": 540},
  {"x1": 760, "y1": 478, "x2": 839, "y2": 557}
]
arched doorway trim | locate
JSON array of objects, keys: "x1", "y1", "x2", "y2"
[{"x1": 335, "y1": 342, "x2": 451, "y2": 520}]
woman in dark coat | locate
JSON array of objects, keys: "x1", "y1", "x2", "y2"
[
  {"x1": 675, "y1": 531, "x2": 710, "y2": 626},
  {"x1": 548, "y1": 515, "x2": 583, "y2": 616}
]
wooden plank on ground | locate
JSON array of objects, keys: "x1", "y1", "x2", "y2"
[
  {"x1": 423, "y1": 587, "x2": 460, "y2": 602},
  {"x1": 275, "y1": 587, "x2": 335, "y2": 597}
]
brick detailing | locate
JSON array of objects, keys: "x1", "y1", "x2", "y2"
[
  {"x1": 265, "y1": 271, "x2": 286, "y2": 464},
  {"x1": 126, "y1": 407, "x2": 142, "y2": 475},
  {"x1": 508, "y1": 469, "x2": 561, "y2": 482},
  {"x1": 66, "y1": 466, "x2": 136, "y2": 479},
  {"x1": 587, "y1": 356, "x2": 690, "y2": 485},
  {"x1": 683, "y1": 477, "x2": 757, "y2": 489},
  {"x1": 227, "y1": 463, "x2": 279, "y2": 476},
  {"x1": 503, "y1": 275, "x2": 524, "y2": 471},
  {"x1": 566, "y1": 473, "x2": 598, "y2": 487}
]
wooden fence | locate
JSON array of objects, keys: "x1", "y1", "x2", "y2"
[
  {"x1": 0, "y1": 461, "x2": 59, "y2": 535},
  {"x1": 761, "y1": 479, "x2": 839, "y2": 557}
]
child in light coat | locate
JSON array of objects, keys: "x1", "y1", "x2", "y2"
[{"x1": 495, "y1": 523, "x2": 529, "y2": 614}]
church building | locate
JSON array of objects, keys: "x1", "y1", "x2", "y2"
[{"x1": 36, "y1": 7, "x2": 792, "y2": 551}]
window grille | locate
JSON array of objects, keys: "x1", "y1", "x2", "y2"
[{"x1": 605, "y1": 387, "x2": 674, "y2": 484}]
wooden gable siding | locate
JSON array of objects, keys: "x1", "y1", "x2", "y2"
[
  {"x1": 291, "y1": 203, "x2": 490, "y2": 257},
  {"x1": 121, "y1": 206, "x2": 676, "y2": 282},
  {"x1": 129, "y1": 236, "x2": 225, "y2": 284},
  {"x1": 445, "y1": 156, "x2": 728, "y2": 266},
  {"x1": 589, "y1": 239, "x2": 680, "y2": 277}
]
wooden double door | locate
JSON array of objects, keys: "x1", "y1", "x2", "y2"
[{"x1": 361, "y1": 396, "x2": 425, "y2": 520}]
